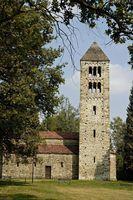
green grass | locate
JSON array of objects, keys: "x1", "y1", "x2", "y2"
[{"x1": 0, "y1": 179, "x2": 133, "y2": 200}]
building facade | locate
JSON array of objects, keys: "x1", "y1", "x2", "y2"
[
  {"x1": 3, "y1": 42, "x2": 116, "y2": 180},
  {"x1": 79, "y1": 42, "x2": 111, "y2": 180},
  {"x1": 3, "y1": 131, "x2": 79, "y2": 179}
]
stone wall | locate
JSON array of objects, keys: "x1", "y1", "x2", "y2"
[
  {"x1": 3, "y1": 154, "x2": 78, "y2": 179},
  {"x1": 79, "y1": 61, "x2": 110, "y2": 180},
  {"x1": 110, "y1": 153, "x2": 117, "y2": 181}
]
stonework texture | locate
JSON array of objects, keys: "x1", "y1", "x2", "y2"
[
  {"x1": 79, "y1": 42, "x2": 112, "y2": 180},
  {"x1": 3, "y1": 154, "x2": 78, "y2": 179},
  {"x1": 110, "y1": 153, "x2": 117, "y2": 181}
]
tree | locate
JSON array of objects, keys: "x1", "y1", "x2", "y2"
[
  {"x1": 0, "y1": 1, "x2": 64, "y2": 178},
  {"x1": 124, "y1": 85, "x2": 133, "y2": 180},
  {"x1": 0, "y1": 1, "x2": 132, "y2": 61},
  {"x1": 40, "y1": 96, "x2": 79, "y2": 133},
  {"x1": 128, "y1": 45, "x2": 133, "y2": 69},
  {"x1": 110, "y1": 117, "x2": 126, "y2": 179}
]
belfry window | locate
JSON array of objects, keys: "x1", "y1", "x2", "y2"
[
  {"x1": 93, "y1": 82, "x2": 96, "y2": 93},
  {"x1": 93, "y1": 106, "x2": 96, "y2": 115},
  {"x1": 93, "y1": 67, "x2": 96, "y2": 76},
  {"x1": 89, "y1": 67, "x2": 92, "y2": 76},
  {"x1": 98, "y1": 66, "x2": 101, "y2": 77},
  {"x1": 89, "y1": 82, "x2": 92, "y2": 92},
  {"x1": 98, "y1": 82, "x2": 101, "y2": 93}
]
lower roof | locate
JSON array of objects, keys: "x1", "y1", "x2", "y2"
[
  {"x1": 39, "y1": 131, "x2": 79, "y2": 140},
  {"x1": 38, "y1": 144, "x2": 79, "y2": 155}
]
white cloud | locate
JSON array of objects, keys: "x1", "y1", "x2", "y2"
[
  {"x1": 60, "y1": 64, "x2": 133, "y2": 119},
  {"x1": 110, "y1": 63, "x2": 133, "y2": 95}
]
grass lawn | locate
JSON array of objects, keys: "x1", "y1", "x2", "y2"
[{"x1": 0, "y1": 179, "x2": 133, "y2": 200}]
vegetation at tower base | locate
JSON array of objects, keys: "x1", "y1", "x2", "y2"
[
  {"x1": 124, "y1": 85, "x2": 133, "y2": 181},
  {"x1": 110, "y1": 117, "x2": 126, "y2": 180},
  {"x1": 0, "y1": 1, "x2": 64, "y2": 178},
  {"x1": 40, "y1": 96, "x2": 79, "y2": 133},
  {"x1": 0, "y1": 1, "x2": 132, "y2": 65}
]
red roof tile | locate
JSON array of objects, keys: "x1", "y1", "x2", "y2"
[
  {"x1": 39, "y1": 131, "x2": 79, "y2": 140},
  {"x1": 38, "y1": 145, "x2": 79, "y2": 155}
]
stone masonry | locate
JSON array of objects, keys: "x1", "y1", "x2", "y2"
[
  {"x1": 3, "y1": 154, "x2": 78, "y2": 179},
  {"x1": 79, "y1": 42, "x2": 111, "y2": 180}
]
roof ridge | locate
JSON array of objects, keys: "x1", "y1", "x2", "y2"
[{"x1": 81, "y1": 42, "x2": 109, "y2": 61}]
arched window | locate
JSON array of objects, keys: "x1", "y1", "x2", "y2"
[
  {"x1": 93, "y1": 82, "x2": 96, "y2": 93},
  {"x1": 98, "y1": 82, "x2": 101, "y2": 93},
  {"x1": 98, "y1": 66, "x2": 101, "y2": 77},
  {"x1": 89, "y1": 67, "x2": 92, "y2": 76},
  {"x1": 88, "y1": 82, "x2": 92, "y2": 93},
  {"x1": 93, "y1": 67, "x2": 96, "y2": 76}
]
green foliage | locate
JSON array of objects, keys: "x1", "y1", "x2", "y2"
[
  {"x1": 110, "y1": 117, "x2": 126, "y2": 180},
  {"x1": 0, "y1": 1, "x2": 132, "y2": 44},
  {"x1": 40, "y1": 96, "x2": 79, "y2": 133},
  {"x1": 124, "y1": 85, "x2": 133, "y2": 180},
  {"x1": 50, "y1": 0, "x2": 132, "y2": 43},
  {"x1": 0, "y1": 0, "x2": 64, "y2": 177},
  {"x1": 128, "y1": 45, "x2": 133, "y2": 69}
]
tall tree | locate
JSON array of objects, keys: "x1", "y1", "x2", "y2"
[
  {"x1": 40, "y1": 96, "x2": 79, "y2": 133},
  {"x1": 128, "y1": 44, "x2": 133, "y2": 69},
  {"x1": 0, "y1": 1, "x2": 132, "y2": 62},
  {"x1": 0, "y1": 1, "x2": 64, "y2": 178},
  {"x1": 124, "y1": 85, "x2": 133, "y2": 180},
  {"x1": 110, "y1": 117, "x2": 126, "y2": 179}
]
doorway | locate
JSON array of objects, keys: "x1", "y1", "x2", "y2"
[{"x1": 45, "y1": 166, "x2": 51, "y2": 179}]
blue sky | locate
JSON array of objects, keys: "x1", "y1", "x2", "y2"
[{"x1": 53, "y1": 19, "x2": 133, "y2": 121}]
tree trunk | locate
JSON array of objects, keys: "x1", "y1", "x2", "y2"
[{"x1": 0, "y1": 138, "x2": 3, "y2": 179}]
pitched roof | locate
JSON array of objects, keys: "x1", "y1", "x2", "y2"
[
  {"x1": 39, "y1": 131, "x2": 79, "y2": 140},
  {"x1": 81, "y1": 42, "x2": 110, "y2": 61},
  {"x1": 38, "y1": 145, "x2": 79, "y2": 155}
]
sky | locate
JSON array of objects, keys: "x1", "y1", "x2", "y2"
[{"x1": 53, "y1": 19, "x2": 133, "y2": 121}]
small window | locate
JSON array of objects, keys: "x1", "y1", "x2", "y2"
[
  {"x1": 94, "y1": 157, "x2": 96, "y2": 163},
  {"x1": 98, "y1": 66, "x2": 101, "y2": 77},
  {"x1": 98, "y1": 82, "x2": 101, "y2": 93},
  {"x1": 89, "y1": 82, "x2": 92, "y2": 93},
  {"x1": 93, "y1": 106, "x2": 96, "y2": 115},
  {"x1": 61, "y1": 162, "x2": 63, "y2": 167},
  {"x1": 93, "y1": 130, "x2": 96, "y2": 138},
  {"x1": 93, "y1": 82, "x2": 96, "y2": 93},
  {"x1": 17, "y1": 162, "x2": 19, "y2": 167},
  {"x1": 93, "y1": 67, "x2": 96, "y2": 76},
  {"x1": 89, "y1": 67, "x2": 92, "y2": 76}
]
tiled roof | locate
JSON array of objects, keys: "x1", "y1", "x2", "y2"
[
  {"x1": 81, "y1": 42, "x2": 109, "y2": 61},
  {"x1": 38, "y1": 145, "x2": 79, "y2": 155},
  {"x1": 39, "y1": 131, "x2": 79, "y2": 140}
]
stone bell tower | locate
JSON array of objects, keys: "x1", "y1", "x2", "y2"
[{"x1": 79, "y1": 42, "x2": 111, "y2": 180}]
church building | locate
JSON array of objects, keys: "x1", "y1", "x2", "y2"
[{"x1": 3, "y1": 42, "x2": 116, "y2": 180}]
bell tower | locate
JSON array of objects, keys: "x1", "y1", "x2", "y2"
[{"x1": 79, "y1": 42, "x2": 111, "y2": 180}]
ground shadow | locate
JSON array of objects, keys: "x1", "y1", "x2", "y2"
[
  {"x1": 0, "y1": 180, "x2": 29, "y2": 187},
  {"x1": 45, "y1": 199, "x2": 57, "y2": 200},
  {"x1": 94, "y1": 150, "x2": 110, "y2": 180},
  {"x1": 0, "y1": 194, "x2": 38, "y2": 200}
]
